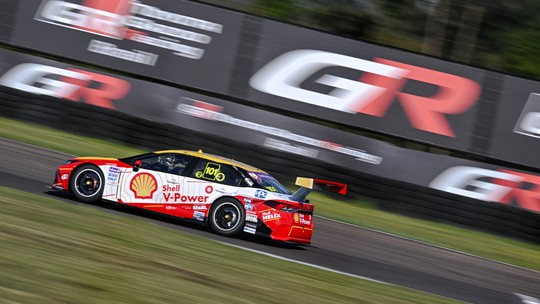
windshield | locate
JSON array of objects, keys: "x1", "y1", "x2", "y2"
[{"x1": 248, "y1": 172, "x2": 292, "y2": 195}]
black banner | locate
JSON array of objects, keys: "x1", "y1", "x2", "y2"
[
  {"x1": 9, "y1": 0, "x2": 243, "y2": 94},
  {"x1": 490, "y1": 77, "x2": 540, "y2": 168},
  {"x1": 0, "y1": 0, "x2": 18, "y2": 43},
  {"x1": 245, "y1": 20, "x2": 486, "y2": 152}
]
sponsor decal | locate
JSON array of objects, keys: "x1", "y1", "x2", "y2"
[
  {"x1": 107, "y1": 167, "x2": 120, "y2": 184},
  {"x1": 162, "y1": 184, "x2": 209, "y2": 203},
  {"x1": 246, "y1": 213, "x2": 257, "y2": 222},
  {"x1": 430, "y1": 166, "x2": 540, "y2": 212},
  {"x1": 254, "y1": 190, "x2": 267, "y2": 199},
  {"x1": 264, "y1": 137, "x2": 319, "y2": 158},
  {"x1": 165, "y1": 205, "x2": 178, "y2": 210},
  {"x1": 130, "y1": 172, "x2": 157, "y2": 199},
  {"x1": 261, "y1": 211, "x2": 281, "y2": 221},
  {"x1": 195, "y1": 162, "x2": 225, "y2": 181},
  {"x1": 35, "y1": 0, "x2": 225, "y2": 63},
  {"x1": 193, "y1": 204, "x2": 207, "y2": 210},
  {"x1": 243, "y1": 198, "x2": 252, "y2": 203},
  {"x1": 193, "y1": 211, "x2": 205, "y2": 221},
  {"x1": 250, "y1": 50, "x2": 481, "y2": 137},
  {"x1": 177, "y1": 100, "x2": 382, "y2": 164},
  {"x1": 0, "y1": 63, "x2": 131, "y2": 109},
  {"x1": 297, "y1": 213, "x2": 311, "y2": 225},
  {"x1": 244, "y1": 202, "x2": 253, "y2": 211},
  {"x1": 243, "y1": 222, "x2": 257, "y2": 234},
  {"x1": 514, "y1": 93, "x2": 540, "y2": 138},
  {"x1": 61, "y1": 173, "x2": 69, "y2": 180}
]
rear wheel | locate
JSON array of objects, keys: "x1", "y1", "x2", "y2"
[
  {"x1": 209, "y1": 198, "x2": 245, "y2": 236},
  {"x1": 70, "y1": 164, "x2": 104, "y2": 203}
]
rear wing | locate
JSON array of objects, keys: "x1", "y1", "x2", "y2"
[{"x1": 290, "y1": 177, "x2": 347, "y2": 202}]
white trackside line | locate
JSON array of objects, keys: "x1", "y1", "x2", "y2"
[
  {"x1": 218, "y1": 241, "x2": 463, "y2": 302},
  {"x1": 317, "y1": 215, "x2": 540, "y2": 275},
  {"x1": 219, "y1": 241, "x2": 389, "y2": 284}
]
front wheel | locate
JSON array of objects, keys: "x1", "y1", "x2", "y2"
[
  {"x1": 70, "y1": 164, "x2": 104, "y2": 203},
  {"x1": 209, "y1": 198, "x2": 245, "y2": 236}
]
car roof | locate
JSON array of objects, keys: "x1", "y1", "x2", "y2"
[{"x1": 155, "y1": 150, "x2": 266, "y2": 172}]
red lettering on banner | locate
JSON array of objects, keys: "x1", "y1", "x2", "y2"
[
  {"x1": 78, "y1": 0, "x2": 132, "y2": 38},
  {"x1": 59, "y1": 69, "x2": 131, "y2": 109},
  {"x1": 356, "y1": 58, "x2": 481, "y2": 137},
  {"x1": 250, "y1": 50, "x2": 482, "y2": 138},
  {"x1": 496, "y1": 170, "x2": 540, "y2": 212}
]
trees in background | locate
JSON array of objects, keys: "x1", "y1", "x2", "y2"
[{"x1": 199, "y1": 0, "x2": 540, "y2": 79}]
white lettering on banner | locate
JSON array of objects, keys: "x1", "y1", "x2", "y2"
[
  {"x1": 249, "y1": 50, "x2": 481, "y2": 137},
  {"x1": 34, "y1": 0, "x2": 224, "y2": 62},
  {"x1": 519, "y1": 112, "x2": 540, "y2": 137},
  {"x1": 126, "y1": 16, "x2": 211, "y2": 44},
  {"x1": 263, "y1": 138, "x2": 319, "y2": 158},
  {"x1": 250, "y1": 50, "x2": 408, "y2": 113},
  {"x1": 39, "y1": 0, "x2": 126, "y2": 38},
  {"x1": 0, "y1": 63, "x2": 88, "y2": 96},
  {"x1": 129, "y1": 34, "x2": 204, "y2": 60},
  {"x1": 176, "y1": 101, "x2": 383, "y2": 165},
  {"x1": 88, "y1": 40, "x2": 158, "y2": 65},
  {"x1": 131, "y1": 3, "x2": 223, "y2": 33},
  {"x1": 0, "y1": 63, "x2": 131, "y2": 109},
  {"x1": 514, "y1": 93, "x2": 540, "y2": 138},
  {"x1": 429, "y1": 166, "x2": 523, "y2": 201}
]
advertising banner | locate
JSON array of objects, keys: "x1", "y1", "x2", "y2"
[
  {"x1": 2, "y1": 47, "x2": 540, "y2": 213},
  {"x1": 245, "y1": 20, "x2": 486, "y2": 152},
  {"x1": 490, "y1": 76, "x2": 540, "y2": 168},
  {"x1": 0, "y1": 48, "x2": 179, "y2": 115},
  {"x1": 9, "y1": 0, "x2": 243, "y2": 94}
]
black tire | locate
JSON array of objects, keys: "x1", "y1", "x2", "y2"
[
  {"x1": 70, "y1": 164, "x2": 104, "y2": 203},
  {"x1": 209, "y1": 198, "x2": 245, "y2": 236}
]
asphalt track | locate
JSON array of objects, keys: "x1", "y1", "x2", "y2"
[{"x1": 1, "y1": 138, "x2": 539, "y2": 304}]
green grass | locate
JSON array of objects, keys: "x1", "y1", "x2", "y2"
[
  {"x1": 310, "y1": 193, "x2": 540, "y2": 271},
  {"x1": 0, "y1": 187, "x2": 459, "y2": 304},
  {"x1": 0, "y1": 117, "x2": 143, "y2": 158},
  {"x1": 1, "y1": 116, "x2": 540, "y2": 272}
]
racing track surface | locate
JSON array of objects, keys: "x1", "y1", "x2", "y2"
[{"x1": 1, "y1": 138, "x2": 540, "y2": 304}]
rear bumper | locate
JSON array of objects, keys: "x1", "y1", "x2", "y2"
[{"x1": 270, "y1": 225, "x2": 313, "y2": 244}]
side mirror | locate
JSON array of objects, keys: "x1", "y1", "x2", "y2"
[{"x1": 133, "y1": 160, "x2": 142, "y2": 172}]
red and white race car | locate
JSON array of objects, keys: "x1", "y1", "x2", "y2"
[{"x1": 50, "y1": 150, "x2": 346, "y2": 244}]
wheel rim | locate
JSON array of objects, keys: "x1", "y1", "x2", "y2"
[
  {"x1": 214, "y1": 203, "x2": 240, "y2": 231},
  {"x1": 75, "y1": 170, "x2": 102, "y2": 197}
]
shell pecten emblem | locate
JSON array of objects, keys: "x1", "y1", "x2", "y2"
[{"x1": 130, "y1": 173, "x2": 158, "y2": 199}]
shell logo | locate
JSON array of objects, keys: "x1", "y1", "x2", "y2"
[
  {"x1": 294, "y1": 213, "x2": 299, "y2": 223},
  {"x1": 130, "y1": 173, "x2": 157, "y2": 199}
]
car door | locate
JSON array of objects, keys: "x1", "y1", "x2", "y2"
[
  {"x1": 117, "y1": 153, "x2": 192, "y2": 216},
  {"x1": 179, "y1": 158, "x2": 244, "y2": 220}
]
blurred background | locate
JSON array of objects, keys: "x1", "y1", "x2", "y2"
[
  {"x1": 201, "y1": 0, "x2": 540, "y2": 80},
  {"x1": 1, "y1": 1, "x2": 540, "y2": 303}
]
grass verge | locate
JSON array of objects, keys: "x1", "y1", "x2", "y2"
[
  {"x1": 1, "y1": 116, "x2": 540, "y2": 272},
  {"x1": 0, "y1": 186, "x2": 459, "y2": 304}
]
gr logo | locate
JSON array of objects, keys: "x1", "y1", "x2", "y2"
[
  {"x1": 514, "y1": 93, "x2": 540, "y2": 138},
  {"x1": 0, "y1": 63, "x2": 131, "y2": 109},
  {"x1": 430, "y1": 166, "x2": 540, "y2": 212},
  {"x1": 250, "y1": 50, "x2": 481, "y2": 137}
]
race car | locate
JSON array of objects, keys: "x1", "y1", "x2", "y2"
[{"x1": 50, "y1": 150, "x2": 346, "y2": 244}]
